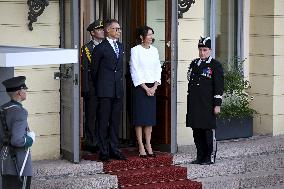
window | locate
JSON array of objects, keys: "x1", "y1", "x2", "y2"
[{"x1": 210, "y1": 0, "x2": 243, "y2": 66}]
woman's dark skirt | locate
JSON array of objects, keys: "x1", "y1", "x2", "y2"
[{"x1": 132, "y1": 83, "x2": 156, "y2": 126}]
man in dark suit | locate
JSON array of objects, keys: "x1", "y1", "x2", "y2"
[
  {"x1": 0, "y1": 76, "x2": 35, "y2": 189},
  {"x1": 92, "y1": 19, "x2": 126, "y2": 161},
  {"x1": 81, "y1": 19, "x2": 104, "y2": 152}
]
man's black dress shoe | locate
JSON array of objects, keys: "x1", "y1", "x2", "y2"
[
  {"x1": 190, "y1": 159, "x2": 203, "y2": 164},
  {"x1": 200, "y1": 160, "x2": 214, "y2": 165},
  {"x1": 85, "y1": 145, "x2": 99, "y2": 153},
  {"x1": 99, "y1": 155, "x2": 110, "y2": 162},
  {"x1": 111, "y1": 153, "x2": 127, "y2": 160}
]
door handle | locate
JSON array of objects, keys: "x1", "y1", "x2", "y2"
[
  {"x1": 166, "y1": 41, "x2": 171, "y2": 47},
  {"x1": 74, "y1": 74, "x2": 79, "y2": 85}
]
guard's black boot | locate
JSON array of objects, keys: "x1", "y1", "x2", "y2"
[
  {"x1": 200, "y1": 156, "x2": 215, "y2": 165},
  {"x1": 190, "y1": 159, "x2": 203, "y2": 164}
]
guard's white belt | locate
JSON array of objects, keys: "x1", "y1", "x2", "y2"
[{"x1": 214, "y1": 95, "x2": 222, "y2": 99}]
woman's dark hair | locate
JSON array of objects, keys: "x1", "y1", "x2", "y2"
[{"x1": 136, "y1": 26, "x2": 155, "y2": 44}]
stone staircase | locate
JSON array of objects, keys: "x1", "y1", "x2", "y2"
[
  {"x1": 31, "y1": 159, "x2": 118, "y2": 189},
  {"x1": 29, "y1": 135, "x2": 284, "y2": 189},
  {"x1": 174, "y1": 135, "x2": 284, "y2": 189},
  {"x1": 83, "y1": 148, "x2": 202, "y2": 189}
]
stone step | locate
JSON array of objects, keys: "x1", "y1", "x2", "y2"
[
  {"x1": 115, "y1": 165, "x2": 187, "y2": 187},
  {"x1": 103, "y1": 152, "x2": 172, "y2": 173},
  {"x1": 31, "y1": 173, "x2": 118, "y2": 189},
  {"x1": 174, "y1": 135, "x2": 284, "y2": 165},
  {"x1": 182, "y1": 152, "x2": 284, "y2": 179},
  {"x1": 33, "y1": 159, "x2": 103, "y2": 178},
  {"x1": 198, "y1": 168, "x2": 284, "y2": 189},
  {"x1": 82, "y1": 148, "x2": 173, "y2": 173},
  {"x1": 253, "y1": 183, "x2": 284, "y2": 189},
  {"x1": 122, "y1": 180, "x2": 202, "y2": 189}
]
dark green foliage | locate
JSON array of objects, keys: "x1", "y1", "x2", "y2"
[{"x1": 219, "y1": 57, "x2": 257, "y2": 119}]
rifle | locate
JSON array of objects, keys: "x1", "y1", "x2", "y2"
[{"x1": 0, "y1": 108, "x2": 22, "y2": 182}]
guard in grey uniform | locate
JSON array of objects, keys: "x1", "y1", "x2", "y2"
[{"x1": 0, "y1": 76, "x2": 35, "y2": 189}]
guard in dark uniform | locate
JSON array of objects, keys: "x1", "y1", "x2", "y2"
[
  {"x1": 81, "y1": 19, "x2": 104, "y2": 152},
  {"x1": 186, "y1": 37, "x2": 224, "y2": 165},
  {"x1": 0, "y1": 76, "x2": 35, "y2": 189}
]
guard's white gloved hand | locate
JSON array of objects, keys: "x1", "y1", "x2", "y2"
[{"x1": 27, "y1": 131, "x2": 36, "y2": 142}]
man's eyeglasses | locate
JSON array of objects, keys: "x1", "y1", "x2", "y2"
[{"x1": 111, "y1": 27, "x2": 122, "y2": 32}]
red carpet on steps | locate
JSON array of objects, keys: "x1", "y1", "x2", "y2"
[{"x1": 82, "y1": 148, "x2": 202, "y2": 189}]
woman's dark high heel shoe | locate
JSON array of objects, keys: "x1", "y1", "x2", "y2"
[
  {"x1": 147, "y1": 153, "x2": 156, "y2": 158},
  {"x1": 138, "y1": 147, "x2": 147, "y2": 158},
  {"x1": 139, "y1": 154, "x2": 148, "y2": 158},
  {"x1": 145, "y1": 148, "x2": 156, "y2": 158}
]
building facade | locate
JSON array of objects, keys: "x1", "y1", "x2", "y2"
[{"x1": 0, "y1": 0, "x2": 283, "y2": 161}]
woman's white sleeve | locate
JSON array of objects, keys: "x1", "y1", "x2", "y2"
[
  {"x1": 130, "y1": 48, "x2": 145, "y2": 87},
  {"x1": 155, "y1": 49, "x2": 162, "y2": 84}
]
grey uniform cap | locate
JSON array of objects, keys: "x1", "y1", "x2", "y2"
[{"x1": 2, "y1": 76, "x2": 28, "y2": 92}]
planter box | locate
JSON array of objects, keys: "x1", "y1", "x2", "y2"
[{"x1": 216, "y1": 117, "x2": 253, "y2": 141}]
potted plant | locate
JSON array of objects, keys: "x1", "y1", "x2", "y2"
[{"x1": 216, "y1": 57, "x2": 257, "y2": 140}]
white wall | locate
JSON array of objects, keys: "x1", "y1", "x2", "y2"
[
  {"x1": 177, "y1": 0, "x2": 206, "y2": 146},
  {"x1": 0, "y1": 0, "x2": 61, "y2": 160}
]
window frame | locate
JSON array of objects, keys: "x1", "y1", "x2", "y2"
[{"x1": 209, "y1": 0, "x2": 244, "y2": 61}]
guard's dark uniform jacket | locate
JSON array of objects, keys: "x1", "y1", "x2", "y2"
[
  {"x1": 186, "y1": 56, "x2": 224, "y2": 129},
  {"x1": 0, "y1": 100, "x2": 32, "y2": 177},
  {"x1": 81, "y1": 40, "x2": 95, "y2": 95},
  {"x1": 81, "y1": 40, "x2": 100, "y2": 148}
]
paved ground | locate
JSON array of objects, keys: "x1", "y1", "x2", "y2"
[
  {"x1": 175, "y1": 134, "x2": 284, "y2": 189},
  {"x1": 1, "y1": 134, "x2": 283, "y2": 189}
]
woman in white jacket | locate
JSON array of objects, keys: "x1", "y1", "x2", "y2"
[{"x1": 129, "y1": 26, "x2": 162, "y2": 158}]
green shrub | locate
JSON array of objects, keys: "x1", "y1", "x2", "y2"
[{"x1": 219, "y1": 57, "x2": 257, "y2": 119}]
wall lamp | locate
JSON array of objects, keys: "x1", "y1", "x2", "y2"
[
  {"x1": 178, "y1": 0, "x2": 196, "y2": 19},
  {"x1": 27, "y1": 0, "x2": 49, "y2": 31}
]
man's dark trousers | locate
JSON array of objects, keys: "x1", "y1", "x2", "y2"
[
  {"x1": 97, "y1": 97, "x2": 122, "y2": 157},
  {"x1": 84, "y1": 81, "x2": 99, "y2": 148},
  {"x1": 193, "y1": 128, "x2": 217, "y2": 163}
]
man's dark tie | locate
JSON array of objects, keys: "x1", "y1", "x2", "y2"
[{"x1": 113, "y1": 41, "x2": 119, "y2": 58}]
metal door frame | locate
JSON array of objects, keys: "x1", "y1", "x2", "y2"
[
  {"x1": 59, "y1": 0, "x2": 80, "y2": 163},
  {"x1": 170, "y1": 0, "x2": 178, "y2": 153}
]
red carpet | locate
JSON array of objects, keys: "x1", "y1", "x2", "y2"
[{"x1": 82, "y1": 148, "x2": 202, "y2": 189}]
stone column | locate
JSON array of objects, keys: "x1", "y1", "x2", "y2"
[{"x1": 250, "y1": 0, "x2": 284, "y2": 135}]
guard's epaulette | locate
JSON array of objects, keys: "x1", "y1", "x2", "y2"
[
  {"x1": 188, "y1": 58, "x2": 199, "y2": 69},
  {"x1": 84, "y1": 46, "x2": 92, "y2": 63},
  {"x1": 193, "y1": 58, "x2": 200, "y2": 63}
]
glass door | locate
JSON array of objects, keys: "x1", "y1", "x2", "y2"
[
  {"x1": 147, "y1": 0, "x2": 172, "y2": 151},
  {"x1": 59, "y1": 0, "x2": 80, "y2": 163}
]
